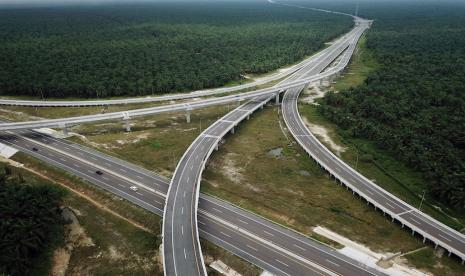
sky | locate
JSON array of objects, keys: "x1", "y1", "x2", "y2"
[{"x1": 1, "y1": 0, "x2": 464, "y2": 7}]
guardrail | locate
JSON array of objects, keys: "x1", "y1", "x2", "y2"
[{"x1": 283, "y1": 26, "x2": 465, "y2": 263}]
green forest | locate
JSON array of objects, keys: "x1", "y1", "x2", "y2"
[
  {"x1": 318, "y1": 3, "x2": 465, "y2": 209},
  {"x1": 0, "y1": 166, "x2": 65, "y2": 276},
  {"x1": 0, "y1": 1, "x2": 351, "y2": 98}
]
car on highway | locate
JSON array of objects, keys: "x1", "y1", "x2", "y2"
[
  {"x1": 130, "y1": 186, "x2": 138, "y2": 191},
  {"x1": 32, "y1": 147, "x2": 38, "y2": 151},
  {"x1": 95, "y1": 170, "x2": 103, "y2": 175}
]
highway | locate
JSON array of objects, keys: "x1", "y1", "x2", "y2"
[
  {"x1": 281, "y1": 22, "x2": 465, "y2": 265},
  {"x1": 162, "y1": 19, "x2": 371, "y2": 275},
  {"x1": 0, "y1": 128, "x2": 384, "y2": 275},
  {"x1": 0, "y1": 24, "x2": 365, "y2": 132}
]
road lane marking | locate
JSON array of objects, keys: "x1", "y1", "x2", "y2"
[
  {"x1": 325, "y1": 259, "x2": 340, "y2": 267},
  {"x1": 237, "y1": 219, "x2": 248, "y2": 225},
  {"x1": 181, "y1": 207, "x2": 184, "y2": 215},
  {"x1": 102, "y1": 176, "x2": 110, "y2": 181},
  {"x1": 212, "y1": 208, "x2": 223, "y2": 214},
  {"x1": 246, "y1": 244, "x2": 258, "y2": 251},
  {"x1": 220, "y1": 231, "x2": 231, "y2": 238},
  {"x1": 60, "y1": 158, "x2": 66, "y2": 161},
  {"x1": 275, "y1": 259, "x2": 289, "y2": 267},
  {"x1": 184, "y1": 248, "x2": 187, "y2": 259},
  {"x1": 119, "y1": 168, "x2": 127, "y2": 173},
  {"x1": 136, "y1": 175, "x2": 143, "y2": 180},
  {"x1": 73, "y1": 164, "x2": 80, "y2": 168},
  {"x1": 117, "y1": 183, "x2": 125, "y2": 187},
  {"x1": 136, "y1": 192, "x2": 143, "y2": 196},
  {"x1": 439, "y1": 234, "x2": 452, "y2": 242},
  {"x1": 182, "y1": 225, "x2": 184, "y2": 236},
  {"x1": 293, "y1": 244, "x2": 306, "y2": 251},
  {"x1": 263, "y1": 230, "x2": 275, "y2": 236},
  {"x1": 410, "y1": 217, "x2": 422, "y2": 225},
  {"x1": 386, "y1": 202, "x2": 396, "y2": 210}
]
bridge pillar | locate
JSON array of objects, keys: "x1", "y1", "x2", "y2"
[
  {"x1": 215, "y1": 142, "x2": 219, "y2": 151},
  {"x1": 275, "y1": 93, "x2": 280, "y2": 105},
  {"x1": 304, "y1": 83, "x2": 309, "y2": 91},
  {"x1": 237, "y1": 99, "x2": 242, "y2": 106},
  {"x1": 412, "y1": 230, "x2": 415, "y2": 236},
  {"x1": 247, "y1": 115, "x2": 250, "y2": 120},
  {"x1": 435, "y1": 244, "x2": 438, "y2": 249},
  {"x1": 122, "y1": 112, "x2": 131, "y2": 132},
  {"x1": 448, "y1": 251, "x2": 452, "y2": 257},
  {"x1": 423, "y1": 237, "x2": 426, "y2": 243},
  {"x1": 186, "y1": 111, "x2": 191, "y2": 123},
  {"x1": 59, "y1": 123, "x2": 69, "y2": 136},
  {"x1": 319, "y1": 79, "x2": 323, "y2": 87},
  {"x1": 230, "y1": 127, "x2": 235, "y2": 134},
  {"x1": 124, "y1": 119, "x2": 131, "y2": 132}
]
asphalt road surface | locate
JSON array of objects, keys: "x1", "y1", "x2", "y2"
[{"x1": 0, "y1": 129, "x2": 384, "y2": 275}]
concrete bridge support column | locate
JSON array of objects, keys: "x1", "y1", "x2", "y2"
[
  {"x1": 124, "y1": 119, "x2": 131, "y2": 132},
  {"x1": 230, "y1": 127, "x2": 235, "y2": 134},
  {"x1": 186, "y1": 111, "x2": 191, "y2": 123},
  {"x1": 59, "y1": 123, "x2": 68, "y2": 136},
  {"x1": 275, "y1": 93, "x2": 280, "y2": 105},
  {"x1": 319, "y1": 79, "x2": 323, "y2": 87},
  {"x1": 122, "y1": 112, "x2": 131, "y2": 132},
  {"x1": 215, "y1": 142, "x2": 219, "y2": 151},
  {"x1": 304, "y1": 83, "x2": 309, "y2": 92}
]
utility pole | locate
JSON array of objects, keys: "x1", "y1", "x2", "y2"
[{"x1": 419, "y1": 190, "x2": 426, "y2": 210}]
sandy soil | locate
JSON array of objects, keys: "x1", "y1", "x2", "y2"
[{"x1": 302, "y1": 117, "x2": 346, "y2": 155}]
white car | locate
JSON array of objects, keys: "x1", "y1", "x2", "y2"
[{"x1": 129, "y1": 186, "x2": 139, "y2": 191}]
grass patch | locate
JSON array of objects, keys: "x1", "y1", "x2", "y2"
[
  {"x1": 404, "y1": 247, "x2": 465, "y2": 276},
  {"x1": 330, "y1": 35, "x2": 378, "y2": 92},
  {"x1": 202, "y1": 240, "x2": 262, "y2": 276},
  {"x1": 202, "y1": 106, "x2": 423, "y2": 253},
  {"x1": 64, "y1": 104, "x2": 231, "y2": 177}
]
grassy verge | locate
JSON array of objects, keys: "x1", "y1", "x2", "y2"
[
  {"x1": 200, "y1": 105, "x2": 465, "y2": 275},
  {"x1": 64, "y1": 104, "x2": 230, "y2": 177},
  {"x1": 330, "y1": 35, "x2": 378, "y2": 91}
]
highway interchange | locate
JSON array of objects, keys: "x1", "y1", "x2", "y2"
[
  {"x1": 1, "y1": 2, "x2": 465, "y2": 276},
  {"x1": 163, "y1": 19, "x2": 371, "y2": 276}
]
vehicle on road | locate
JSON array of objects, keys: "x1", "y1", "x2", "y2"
[
  {"x1": 130, "y1": 186, "x2": 138, "y2": 191},
  {"x1": 95, "y1": 170, "x2": 103, "y2": 175},
  {"x1": 32, "y1": 147, "x2": 38, "y2": 151}
]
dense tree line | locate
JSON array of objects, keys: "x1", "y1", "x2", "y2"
[
  {"x1": 0, "y1": 1, "x2": 351, "y2": 98},
  {"x1": 0, "y1": 166, "x2": 65, "y2": 275},
  {"x1": 319, "y1": 3, "x2": 465, "y2": 209}
]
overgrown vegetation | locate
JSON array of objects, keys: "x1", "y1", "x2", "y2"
[
  {"x1": 319, "y1": 3, "x2": 465, "y2": 209},
  {"x1": 0, "y1": 1, "x2": 351, "y2": 98},
  {"x1": 0, "y1": 165, "x2": 65, "y2": 276}
]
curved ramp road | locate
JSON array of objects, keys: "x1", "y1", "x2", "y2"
[
  {"x1": 162, "y1": 20, "x2": 370, "y2": 275},
  {"x1": 0, "y1": 26, "x2": 346, "y2": 108},
  {"x1": 0, "y1": 24, "x2": 364, "y2": 133},
  {"x1": 281, "y1": 23, "x2": 465, "y2": 264},
  {"x1": 0, "y1": 129, "x2": 384, "y2": 275}
]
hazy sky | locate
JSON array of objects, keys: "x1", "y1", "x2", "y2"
[{"x1": 1, "y1": 0, "x2": 464, "y2": 7}]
